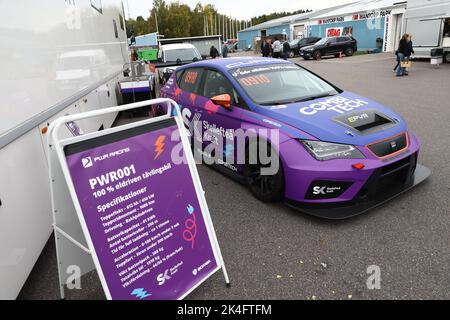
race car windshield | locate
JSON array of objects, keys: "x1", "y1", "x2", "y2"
[
  {"x1": 230, "y1": 64, "x2": 339, "y2": 106},
  {"x1": 164, "y1": 49, "x2": 201, "y2": 62}
]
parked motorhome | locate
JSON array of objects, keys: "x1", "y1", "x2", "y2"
[
  {"x1": 0, "y1": 0, "x2": 129, "y2": 299},
  {"x1": 404, "y1": 0, "x2": 450, "y2": 61}
]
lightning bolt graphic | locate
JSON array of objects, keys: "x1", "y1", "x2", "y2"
[
  {"x1": 154, "y1": 135, "x2": 166, "y2": 160},
  {"x1": 131, "y1": 288, "x2": 152, "y2": 300}
]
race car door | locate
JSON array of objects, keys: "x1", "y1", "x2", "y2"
[{"x1": 194, "y1": 68, "x2": 245, "y2": 174}]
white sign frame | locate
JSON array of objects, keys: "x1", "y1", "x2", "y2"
[{"x1": 48, "y1": 98, "x2": 230, "y2": 300}]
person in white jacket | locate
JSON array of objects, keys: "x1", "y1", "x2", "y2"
[{"x1": 272, "y1": 37, "x2": 282, "y2": 58}]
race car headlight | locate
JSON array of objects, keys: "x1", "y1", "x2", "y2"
[{"x1": 300, "y1": 140, "x2": 365, "y2": 161}]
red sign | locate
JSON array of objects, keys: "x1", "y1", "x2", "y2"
[{"x1": 326, "y1": 27, "x2": 343, "y2": 37}]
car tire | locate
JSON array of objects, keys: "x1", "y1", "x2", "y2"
[
  {"x1": 345, "y1": 47, "x2": 354, "y2": 56},
  {"x1": 313, "y1": 51, "x2": 322, "y2": 60},
  {"x1": 244, "y1": 139, "x2": 284, "y2": 202},
  {"x1": 288, "y1": 51, "x2": 295, "y2": 58},
  {"x1": 444, "y1": 52, "x2": 450, "y2": 63}
]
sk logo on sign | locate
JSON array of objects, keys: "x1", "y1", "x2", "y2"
[
  {"x1": 82, "y1": 157, "x2": 93, "y2": 168},
  {"x1": 153, "y1": 135, "x2": 166, "y2": 160}
]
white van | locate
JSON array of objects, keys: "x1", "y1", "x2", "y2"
[{"x1": 404, "y1": 0, "x2": 450, "y2": 62}]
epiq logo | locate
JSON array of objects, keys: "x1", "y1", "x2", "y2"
[{"x1": 81, "y1": 157, "x2": 93, "y2": 168}]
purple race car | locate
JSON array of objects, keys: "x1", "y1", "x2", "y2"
[{"x1": 160, "y1": 57, "x2": 430, "y2": 219}]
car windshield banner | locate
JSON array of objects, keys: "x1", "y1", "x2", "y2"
[{"x1": 63, "y1": 118, "x2": 220, "y2": 300}]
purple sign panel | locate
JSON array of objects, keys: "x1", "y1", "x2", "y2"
[{"x1": 64, "y1": 119, "x2": 218, "y2": 300}]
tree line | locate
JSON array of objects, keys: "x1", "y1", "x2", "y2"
[{"x1": 126, "y1": 0, "x2": 311, "y2": 39}]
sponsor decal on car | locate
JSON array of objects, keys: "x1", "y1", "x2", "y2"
[{"x1": 299, "y1": 96, "x2": 369, "y2": 115}]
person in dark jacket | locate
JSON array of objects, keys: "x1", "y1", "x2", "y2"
[
  {"x1": 210, "y1": 45, "x2": 219, "y2": 59},
  {"x1": 404, "y1": 35, "x2": 414, "y2": 75},
  {"x1": 260, "y1": 38, "x2": 265, "y2": 57},
  {"x1": 262, "y1": 39, "x2": 271, "y2": 57},
  {"x1": 282, "y1": 41, "x2": 291, "y2": 60},
  {"x1": 396, "y1": 34, "x2": 410, "y2": 77},
  {"x1": 222, "y1": 42, "x2": 229, "y2": 58}
]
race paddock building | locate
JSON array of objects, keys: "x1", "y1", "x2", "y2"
[{"x1": 238, "y1": 0, "x2": 408, "y2": 53}]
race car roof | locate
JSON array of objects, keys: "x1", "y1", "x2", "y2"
[{"x1": 185, "y1": 57, "x2": 292, "y2": 71}]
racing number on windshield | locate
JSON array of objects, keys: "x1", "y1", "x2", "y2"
[
  {"x1": 239, "y1": 74, "x2": 271, "y2": 87},
  {"x1": 184, "y1": 71, "x2": 199, "y2": 85}
]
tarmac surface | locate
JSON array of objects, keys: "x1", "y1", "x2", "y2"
[{"x1": 18, "y1": 53, "x2": 450, "y2": 300}]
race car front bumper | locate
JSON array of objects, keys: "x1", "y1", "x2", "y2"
[
  {"x1": 285, "y1": 158, "x2": 430, "y2": 219},
  {"x1": 280, "y1": 133, "x2": 431, "y2": 219}
]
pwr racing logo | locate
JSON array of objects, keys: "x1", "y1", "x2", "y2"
[
  {"x1": 81, "y1": 157, "x2": 93, "y2": 168},
  {"x1": 83, "y1": 148, "x2": 131, "y2": 168},
  {"x1": 300, "y1": 96, "x2": 369, "y2": 115}
]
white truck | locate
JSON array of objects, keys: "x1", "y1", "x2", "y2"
[
  {"x1": 404, "y1": 0, "x2": 450, "y2": 62},
  {"x1": 156, "y1": 43, "x2": 202, "y2": 85},
  {"x1": 0, "y1": 0, "x2": 129, "y2": 298}
]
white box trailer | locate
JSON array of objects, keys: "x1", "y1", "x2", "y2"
[
  {"x1": 404, "y1": 0, "x2": 450, "y2": 62},
  {"x1": 0, "y1": 0, "x2": 129, "y2": 299},
  {"x1": 159, "y1": 35, "x2": 223, "y2": 58}
]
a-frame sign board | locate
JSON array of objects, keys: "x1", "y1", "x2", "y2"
[{"x1": 48, "y1": 98, "x2": 229, "y2": 300}]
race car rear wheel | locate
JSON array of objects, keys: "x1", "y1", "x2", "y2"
[{"x1": 244, "y1": 139, "x2": 284, "y2": 202}]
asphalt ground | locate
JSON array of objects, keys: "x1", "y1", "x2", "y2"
[{"x1": 18, "y1": 53, "x2": 450, "y2": 300}]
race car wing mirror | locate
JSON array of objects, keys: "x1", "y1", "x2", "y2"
[{"x1": 211, "y1": 94, "x2": 231, "y2": 109}]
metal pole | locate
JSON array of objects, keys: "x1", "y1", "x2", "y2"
[
  {"x1": 225, "y1": 16, "x2": 227, "y2": 40},
  {"x1": 154, "y1": 11, "x2": 159, "y2": 35},
  {"x1": 215, "y1": 14, "x2": 218, "y2": 35},
  {"x1": 232, "y1": 18, "x2": 234, "y2": 39}
]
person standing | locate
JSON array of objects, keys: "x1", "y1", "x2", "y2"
[
  {"x1": 396, "y1": 34, "x2": 409, "y2": 77},
  {"x1": 260, "y1": 38, "x2": 265, "y2": 57},
  {"x1": 210, "y1": 45, "x2": 219, "y2": 59},
  {"x1": 282, "y1": 41, "x2": 291, "y2": 60},
  {"x1": 272, "y1": 37, "x2": 282, "y2": 58},
  {"x1": 405, "y1": 35, "x2": 415, "y2": 75},
  {"x1": 222, "y1": 42, "x2": 229, "y2": 58},
  {"x1": 262, "y1": 39, "x2": 271, "y2": 57}
]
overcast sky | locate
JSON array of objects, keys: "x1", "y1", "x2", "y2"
[{"x1": 123, "y1": 0, "x2": 356, "y2": 20}]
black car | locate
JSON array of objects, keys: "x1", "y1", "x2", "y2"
[
  {"x1": 288, "y1": 37, "x2": 322, "y2": 58},
  {"x1": 299, "y1": 36, "x2": 358, "y2": 60}
]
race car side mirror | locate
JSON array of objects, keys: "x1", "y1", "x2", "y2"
[{"x1": 211, "y1": 94, "x2": 231, "y2": 109}]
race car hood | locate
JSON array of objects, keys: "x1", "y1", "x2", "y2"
[{"x1": 253, "y1": 91, "x2": 408, "y2": 146}]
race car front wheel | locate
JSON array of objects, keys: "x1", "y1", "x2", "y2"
[{"x1": 244, "y1": 139, "x2": 284, "y2": 202}]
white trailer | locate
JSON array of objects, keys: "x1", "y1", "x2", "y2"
[
  {"x1": 0, "y1": 0, "x2": 129, "y2": 299},
  {"x1": 404, "y1": 0, "x2": 450, "y2": 62}
]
